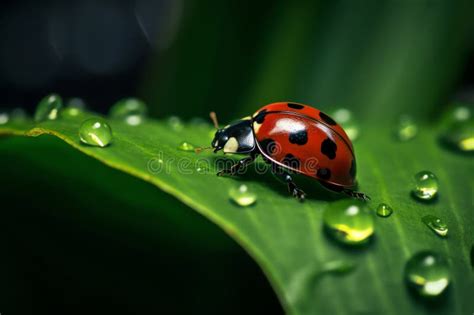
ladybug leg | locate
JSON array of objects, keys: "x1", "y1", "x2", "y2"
[
  {"x1": 320, "y1": 182, "x2": 370, "y2": 201},
  {"x1": 271, "y1": 164, "x2": 306, "y2": 202},
  {"x1": 342, "y1": 189, "x2": 371, "y2": 201},
  {"x1": 217, "y1": 155, "x2": 256, "y2": 177}
]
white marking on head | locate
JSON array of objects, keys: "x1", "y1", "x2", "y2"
[
  {"x1": 223, "y1": 137, "x2": 239, "y2": 153},
  {"x1": 253, "y1": 122, "x2": 262, "y2": 133}
]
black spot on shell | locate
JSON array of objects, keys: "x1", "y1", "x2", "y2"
[
  {"x1": 349, "y1": 159, "x2": 356, "y2": 179},
  {"x1": 321, "y1": 138, "x2": 337, "y2": 160},
  {"x1": 289, "y1": 129, "x2": 308, "y2": 145},
  {"x1": 319, "y1": 112, "x2": 337, "y2": 125},
  {"x1": 317, "y1": 168, "x2": 331, "y2": 180},
  {"x1": 260, "y1": 138, "x2": 277, "y2": 155},
  {"x1": 282, "y1": 154, "x2": 300, "y2": 169},
  {"x1": 254, "y1": 109, "x2": 268, "y2": 124},
  {"x1": 287, "y1": 103, "x2": 304, "y2": 110}
]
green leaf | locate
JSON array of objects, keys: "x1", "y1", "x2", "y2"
[{"x1": 1, "y1": 114, "x2": 473, "y2": 315}]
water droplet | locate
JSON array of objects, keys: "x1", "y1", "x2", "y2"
[
  {"x1": 323, "y1": 200, "x2": 374, "y2": 245},
  {"x1": 343, "y1": 125, "x2": 359, "y2": 141},
  {"x1": 395, "y1": 115, "x2": 418, "y2": 141},
  {"x1": 67, "y1": 97, "x2": 87, "y2": 110},
  {"x1": 196, "y1": 164, "x2": 209, "y2": 174},
  {"x1": 229, "y1": 184, "x2": 257, "y2": 207},
  {"x1": 10, "y1": 108, "x2": 28, "y2": 122},
  {"x1": 62, "y1": 97, "x2": 87, "y2": 117},
  {"x1": 376, "y1": 203, "x2": 393, "y2": 217},
  {"x1": 109, "y1": 98, "x2": 148, "y2": 126},
  {"x1": 412, "y1": 171, "x2": 439, "y2": 200},
  {"x1": 0, "y1": 110, "x2": 9, "y2": 125},
  {"x1": 321, "y1": 260, "x2": 356, "y2": 275},
  {"x1": 440, "y1": 119, "x2": 474, "y2": 153},
  {"x1": 79, "y1": 118, "x2": 113, "y2": 147},
  {"x1": 404, "y1": 251, "x2": 450, "y2": 297},
  {"x1": 422, "y1": 215, "x2": 448, "y2": 237},
  {"x1": 443, "y1": 103, "x2": 472, "y2": 124},
  {"x1": 332, "y1": 108, "x2": 359, "y2": 141},
  {"x1": 332, "y1": 108, "x2": 352, "y2": 124},
  {"x1": 452, "y1": 105, "x2": 471, "y2": 121},
  {"x1": 34, "y1": 94, "x2": 63, "y2": 122},
  {"x1": 190, "y1": 117, "x2": 210, "y2": 128},
  {"x1": 177, "y1": 141, "x2": 195, "y2": 151},
  {"x1": 168, "y1": 116, "x2": 184, "y2": 131}
]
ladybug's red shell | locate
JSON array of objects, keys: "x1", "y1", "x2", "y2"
[{"x1": 252, "y1": 102, "x2": 356, "y2": 188}]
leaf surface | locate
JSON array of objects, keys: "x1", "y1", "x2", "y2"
[{"x1": 1, "y1": 115, "x2": 473, "y2": 315}]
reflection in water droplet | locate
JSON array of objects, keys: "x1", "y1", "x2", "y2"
[
  {"x1": 323, "y1": 200, "x2": 374, "y2": 245},
  {"x1": 422, "y1": 215, "x2": 448, "y2": 237},
  {"x1": 79, "y1": 118, "x2": 113, "y2": 147},
  {"x1": 395, "y1": 115, "x2": 418, "y2": 141},
  {"x1": 168, "y1": 116, "x2": 184, "y2": 131},
  {"x1": 376, "y1": 203, "x2": 393, "y2": 217},
  {"x1": 109, "y1": 98, "x2": 148, "y2": 126},
  {"x1": 177, "y1": 141, "x2": 195, "y2": 151},
  {"x1": 412, "y1": 171, "x2": 439, "y2": 200},
  {"x1": 229, "y1": 184, "x2": 257, "y2": 207},
  {"x1": 404, "y1": 251, "x2": 450, "y2": 297},
  {"x1": 34, "y1": 94, "x2": 63, "y2": 122}
]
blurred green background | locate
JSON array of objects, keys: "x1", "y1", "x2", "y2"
[{"x1": 1, "y1": 0, "x2": 473, "y2": 314}]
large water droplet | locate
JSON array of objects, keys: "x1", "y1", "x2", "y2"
[
  {"x1": 404, "y1": 251, "x2": 450, "y2": 297},
  {"x1": 395, "y1": 115, "x2": 418, "y2": 141},
  {"x1": 34, "y1": 94, "x2": 63, "y2": 122},
  {"x1": 177, "y1": 141, "x2": 195, "y2": 151},
  {"x1": 109, "y1": 98, "x2": 148, "y2": 126},
  {"x1": 229, "y1": 184, "x2": 257, "y2": 207},
  {"x1": 376, "y1": 203, "x2": 393, "y2": 217},
  {"x1": 332, "y1": 108, "x2": 359, "y2": 141},
  {"x1": 168, "y1": 116, "x2": 184, "y2": 131},
  {"x1": 323, "y1": 200, "x2": 374, "y2": 245},
  {"x1": 412, "y1": 171, "x2": 439, "y2": 200},
  {"x1": 440, "y1": 119, "x2": 474, "y2": 153},
  {"x1": 422, "y1": 215, "x2": 448, "y2": 237},
  {"x1": 79, "y1": 118, "x2": 113, "y2": 147}
]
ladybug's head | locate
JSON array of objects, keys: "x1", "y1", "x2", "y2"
[
  {"x1": 211, "y1": 118, "x2": 255, "y2": 154},
  {"x1": 211, "y1": 128, "x2": 231, "y2": 153}
]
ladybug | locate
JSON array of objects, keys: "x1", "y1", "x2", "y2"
[{"x1": 208, "y1": 102, "x2": 369, "y2": 201}]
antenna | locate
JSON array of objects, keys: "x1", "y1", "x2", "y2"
[
  {"x1": 210, "y1": 111, "x2": 219, "y2": 129},
  {"x1": 194, "y1": 146, "x2": 212, "y2": 154}
]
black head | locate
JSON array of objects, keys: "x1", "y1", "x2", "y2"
[{"x1": 211, "y1": 118, "x2": 255, "y2": 154}]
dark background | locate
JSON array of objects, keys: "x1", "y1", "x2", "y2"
[{"x1": 1, "y1": 0, "x2": 474, "y2": 314}]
